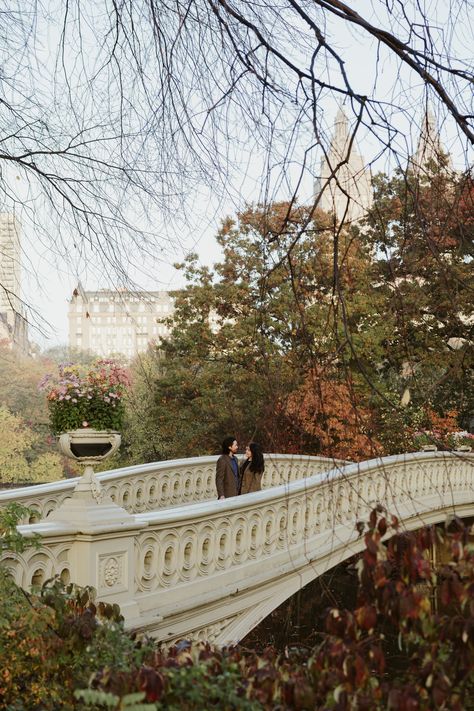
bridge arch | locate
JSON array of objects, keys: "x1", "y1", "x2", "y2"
[
  {"x1": 131, "y1": 451, "x2": 473, "y2": 645},
  {"x1": 3, "y1": 451, "x2": 473, "y2": 646}
]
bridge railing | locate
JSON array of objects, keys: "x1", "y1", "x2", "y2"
[
  {"x1": 131, "y1": 451, "x2": 474, "y2": 599},
  {"x1": 3, "y1": 451, "x2": 473, "y2": 644},
  {"x1": 0, "y1": 454, "x2": 347, "y2": 521}
]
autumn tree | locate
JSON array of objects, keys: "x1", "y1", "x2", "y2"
[
  {"x1": 0, "y1": 407, "x2": 63, "y2": 484},
  {"x1": 285, "y1": 367, "x2": 383, "y2": 461},
  {"x1": 365, "y1": 164, "x2": 474, "y2": 433},
  {"x1": 125, "y1": 201, "x2": 390, "y2": 460}
]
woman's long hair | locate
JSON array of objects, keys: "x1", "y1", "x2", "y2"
[{"x1": 248, "y1": 441, "x2": 264, "y2": 473}]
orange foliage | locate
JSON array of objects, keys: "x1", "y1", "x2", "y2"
[
  {"x1": 286, "y1": 368, "x2": 382, "y2": 461},
  {"x1": 426, "y1": 408, "x2": 460, "y2": 437}
]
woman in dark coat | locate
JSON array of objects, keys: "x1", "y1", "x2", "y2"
[{"x1": 239, "y1": 441, "x2": 265, "y2": 494}]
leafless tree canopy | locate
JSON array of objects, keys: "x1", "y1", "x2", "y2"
[{"x1": 0, "y1": 0, "x2": 472, "y2": 287}]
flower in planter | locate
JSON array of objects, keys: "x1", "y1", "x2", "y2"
[
  {"x1": 39, "y1": 359, "x2": 131, "y2": 435},
  {"x1": 450, "y1": 431, "x2": 474, "y2": 450},
  {"x1": 413, "y1": 429, "x2": 474, "y2": 451},
  {"x1": 413, "y1": 430, "x2": 438, "y2": 450}
]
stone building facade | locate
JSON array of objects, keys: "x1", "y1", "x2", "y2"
[
  {"x1": 68, "y1": 285, "x2": 174, "y2": 359},
  {"x1": 315, "y1": 108, "x2": 373, "y2": 224},
  {"x1": 0, "y1": 213, "x2": 28, "y2": 354},
  {"x1": 314, "y1": 106, "x2": 449, "y2": 225}
]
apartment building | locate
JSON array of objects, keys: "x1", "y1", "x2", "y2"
[{"x1": 68, "y1": 285, "x2": 174, "y2": 359}]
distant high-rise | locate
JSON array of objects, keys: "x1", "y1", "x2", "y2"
[
  {"x1": 68, "y1": 285, "x2": 174, "y2": 359},
  {"x1": 0, "y1": 213, "x2": 28, "y2": 354},
  {"x1": 315, "y1": 108, "x2": 373, "y2": 224}
]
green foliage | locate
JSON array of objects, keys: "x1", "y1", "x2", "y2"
[
  {"x1": 124, "y1": 183, "x2": 473, "y2": 463},
  {"x1": 0, "y1": 406, "x2": 65, "y2": 484},
  {"x1": 365, "y1": 167, "x2": 474, "y2": 432},
  {"x1": 0, "y1": 502, "x2": 41, "y2": 554},
  {"x1": 89, "y1": 644, "x2": 262, "y2": 710},
  {"x1": 1, "y1": 504, "x2": 473, "y2": 710},
  {"x1": 125, "y1": 202, "x2": 378, "y2": 460},
  {"x1": 375, "y1": 386, "x2": 428, "y2": 455},
  {"x1": 154, "y1": 660, "x2": 259, "y2": 710},
  {"x1": 0, "y1": 406, "x2": 33, "y2": 482},
  {"x1": 0, "y1": 346, "x2": 52, "y2": 438},
  {"x1": 0, "y1": 575, "x2": 153, "y2": 711},
  {"x1": 28, "y1": 451, "x2": 65, "y2": 482}
]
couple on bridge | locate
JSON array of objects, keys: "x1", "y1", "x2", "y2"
[{"x1": 216, "y1": 436, "x2": 265, "y2": 499}]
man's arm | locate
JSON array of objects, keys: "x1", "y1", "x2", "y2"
[{"x1": 216, "y1": 456, "x2": 226, "y2": 499}]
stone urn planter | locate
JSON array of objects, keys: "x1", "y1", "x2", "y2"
[
  {"x1": 421, "y1": 444, "x2": 437, "y2": 452},
  {"x1": 40, "y1": 361, "x2": 132, "y2": 528},
  {"x1": 58, "y1": 428, "x2": 121, "y2": 463},
  {"x1": 49, "y1": 428, "x2": 130, "y2": 527}
]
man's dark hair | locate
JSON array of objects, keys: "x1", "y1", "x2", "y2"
[{"x1": 222, "y1": 436, "x2": 236, "y2": 454}]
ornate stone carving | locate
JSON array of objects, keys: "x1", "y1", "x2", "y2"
[
  {"x1": 3, "y1": 452, "x2": 473, "y2": 645},
  {"x1": 99, "y1": 552, "x2": 126, "y2": 592},
  {"x1": 104, "y1": 557, "x2": 120, "y2": 587},
  {"x1": 133, "y1": 453, "x2": 474, "y2": 596}
]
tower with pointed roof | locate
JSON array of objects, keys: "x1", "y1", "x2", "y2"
[
  {"x1": 315, "y1": 108, "x2": 373, "y2": 224},
  {"x1": 411, "y1": 107, "x2": 452, "y2": 174}
]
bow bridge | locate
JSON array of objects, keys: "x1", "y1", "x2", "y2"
[{"x1": 2, "y1": 452, "x2": 473, "y2": 645}]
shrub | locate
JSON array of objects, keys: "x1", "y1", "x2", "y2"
[{"x1": 82, "y1": 510, "x2": 474, "y2": 710}]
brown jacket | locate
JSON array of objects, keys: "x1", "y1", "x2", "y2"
[
  {"x1": 216, "y1": 453, "x2": 240, "y2": 498},
  {"x1": 239, "y1": 459, "x2": 263, "y2": 495}
]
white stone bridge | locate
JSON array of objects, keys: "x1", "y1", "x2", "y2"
[{"x1": 1, "y1": 451, "x2": 473, "y2": 645}]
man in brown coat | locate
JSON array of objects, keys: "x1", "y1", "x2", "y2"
[{"x1": 216, "y1": 436, "x2": 239, "y2": 499}]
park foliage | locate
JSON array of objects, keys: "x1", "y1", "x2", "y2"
[
  {"x1": 0, "y1": 162, "x2": 472, "y2": 480},
  {"x1": 124, "y1": 163, "x2": 473, "y2": 463}
]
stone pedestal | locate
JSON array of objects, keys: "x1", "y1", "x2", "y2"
[
  {"x1": 47, "y1": 468, "x2": 148, "y2": 625},
  {"x1": 45, "y1": 431, "x2": 149, "y2": 624}
]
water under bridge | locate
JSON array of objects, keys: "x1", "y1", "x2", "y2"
[{"x1": 1, "y1": 451, "x2": 473, "y2": 645}]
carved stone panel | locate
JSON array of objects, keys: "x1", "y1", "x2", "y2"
[{"x1": 98, "y1": 551, "x2": 128, "y2": 595}]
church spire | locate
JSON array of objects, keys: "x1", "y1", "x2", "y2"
[
  {"x1": 314, "y1": 107, "x2": 372, "y2": 224},
  {"x1": 412, "y1": 106, "x2": 451, "y2": 172}
]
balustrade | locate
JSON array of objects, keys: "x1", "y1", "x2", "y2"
[
  {"x1": 2, "y1": 451, "x2": 472, "y2": 645},
  {"x1": 0, "y1": 454, "x2": 346, "y2": 521}
]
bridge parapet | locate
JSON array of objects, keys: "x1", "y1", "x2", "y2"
[
  {"x1": 0, "y1": 454, "x2": 346, "y2": 521},
  {"x1": 3, "y1": 452, "x2": 473, "y2": 646}
]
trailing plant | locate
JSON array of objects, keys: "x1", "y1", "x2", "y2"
[{"x1": 39, "y1": 359, "x2": 131, "y2": 435}]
